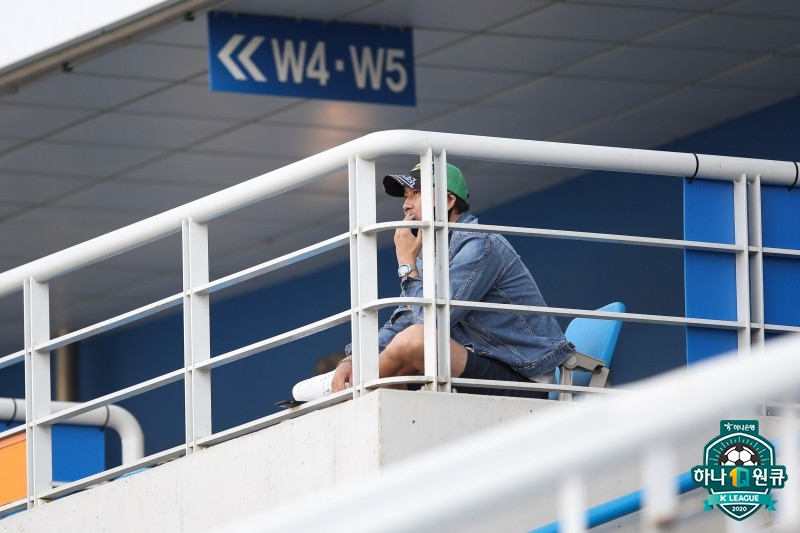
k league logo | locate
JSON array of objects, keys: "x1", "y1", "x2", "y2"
[{"x1": 692, "y1": 420, "x2": 788, "y2": 521}]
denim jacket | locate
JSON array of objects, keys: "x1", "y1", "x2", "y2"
[{"x1": 348, "y1": 212, "x2": 574, "y2": 380}]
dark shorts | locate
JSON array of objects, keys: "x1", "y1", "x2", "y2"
[{"x1": 459, "y1": 349, "x2": 548, "y2": 399}]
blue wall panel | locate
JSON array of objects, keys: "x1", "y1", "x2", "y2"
[
  {"x1": 760, "y1": 184, "x2": 800, "y2": 328},
  {"x1": 683, "y1": 178, "x2": 738, "y2": 363},
  {"x1": 763, "y1": 257, "x2": 800, "y2": 327},
  {"x1": 52, "y1": 425, "x2": 105, "y2": 483}
]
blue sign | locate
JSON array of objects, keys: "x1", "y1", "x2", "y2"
[{"x1": 207, "y1": 12, "x2": 415, "y2": 106}]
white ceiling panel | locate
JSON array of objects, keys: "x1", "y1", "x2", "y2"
[
  {"x1": 419, "y1": 104, "x2": 583, "y2": 141},
  {"x1": 77, "y1": 42, "x2": 208, "y2": 80},
  {"x1": 0, "y1": 172, "x2": 89, "y2": 204},
  {"x1": 495, "y1": 3, "x2": 693, "y2": 41},
  {"x1": 412, "y1": 29, "x2": 474, "y2": 57},
  {"x1": 637, "y1": 86, "x2": 792, "y2": 122},
  {"x1": 54, "y1": 179, "x2": 219, "y2": 214},
  {"x1": 0, "y1": 203, "x2": 23, "y2": 220},
  {"x1": 265, "y1": 99, "x2": 452, "y2": 130},
  {"x1": 558, "y1": 112, "x2": 715, "y2": 150},
  {"x1": 345, "y1": 0, "x2": 547, "y2": 31},
  {"x1": 0, "y1": 141, "x2": 160, "y2": 176},
  {"x1": 141, "y1": 14, "x2": 210, "y2": 47},
  {"x1": 127, "y1": 151, "x2": 287, "y2": 187},
  {"x1": 51, "y1": 112, "x2": 233, "y2": 149},
  {"x1": 119, "y1": 82, "x2": 302, "y2": 120},
  {"x1": 721, "y1": 0, "x2": 800, "y2": 18},
  {"x1": 573, "y1": 0, "x2": 733, "y2": 10},
  {"x1": 419, "y1": 35, "x2": 610, "y2": 73},
  {"x1": 707, "y1": 55, "x2": 800, "y2": 91},
  {"x1": 483, "y1": 76, "x2": 676, "y2": 122},
  {"x1": 2, "y1": 73, "x2": 167, "y2": 109},
  {"x1": 0, "y1": 103, "x2": 92, "y2": 138},
  {"x1": 195, "y1": 123, "x2": 366, "y2": 159},
  {"x1": 641, "y1": 13, "x2": 800, "y2": 53},
  {"x1": 6, "y1": 205, "x2": 150, "y2": 235},
  {"x1": 415, "y1": 67, "x2": 529, "y2": 103},
  {"x1": 562, "y1": 46, "x2": 756, "y2": 83},
  {"x1": 218, "y1": 0, "x2": 375, "y2": 20},
  {"x1": 0, "y1": 137, "x2": 20, "y2": 152},
  {"x1": 0, "y1": 213, "x2": 144, "y2": 262}
]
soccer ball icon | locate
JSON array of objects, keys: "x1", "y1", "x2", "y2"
[{"x1": 719, "y1": 444, "x2": 760, "y2": 466}]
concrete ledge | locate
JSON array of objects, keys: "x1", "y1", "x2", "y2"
[{"x1": 1, "y1": 390, "x2": 560, "y2": 532}]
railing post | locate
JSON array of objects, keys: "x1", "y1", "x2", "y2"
[
  {"x1": 182, "y1": 219, "x2": 211, "y2": 452},
  {"x1": 733, "y1": 174, "x2": 751, "y2": 359},
  {"x1": 433, "y1": 150, "x2": 451, "y2": 392},
  {"x1": 349, "y1": 155, "x2": 379, "y2": 397},
  {"x1": 23, "y1": 278, "x2": 52, "y2": 507},
  {"x1": 746, "y1": 175, "x2": 765, "y2": 355},
  {"x1": 419, "y1": 149, "x2": 438, "y2": 391}
]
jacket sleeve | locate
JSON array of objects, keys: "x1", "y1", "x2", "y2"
[{"x1": 399, "y1": 235, "x2": 501, "y2": 326}]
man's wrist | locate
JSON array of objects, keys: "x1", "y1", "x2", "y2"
[
  {"x1": 336, "y1": 356, "x2": 352, "y2": 368},
  {"x1": 397, "y1": 264, "x2": 418, "y2": 278}
]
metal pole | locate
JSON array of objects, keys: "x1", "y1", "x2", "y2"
[
  {"x1": 182, "y1": 219, "x2": 211, "y2": 452},
  {"x1": 23, "y1": 278, "x2": 51, "y2": 507}
]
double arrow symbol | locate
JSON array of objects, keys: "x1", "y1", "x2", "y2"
[{"x1": 217, "y1": 34, "x2": 266, "y2": 82}]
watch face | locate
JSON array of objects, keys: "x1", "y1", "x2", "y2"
[{"x1": 398, "y1": 265, "x2": 414, "y2": 277}]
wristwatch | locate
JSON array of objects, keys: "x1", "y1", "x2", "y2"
[{"x1": 397, "y1": 264, "x2": 418, "y2": 278}]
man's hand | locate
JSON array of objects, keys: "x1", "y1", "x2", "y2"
[
  {"x1": 332, "y1": 358, "x2": 352, "y2": 392},
  {"x1": 395, "y1": 212, "x2": 422, "y2": 265}
]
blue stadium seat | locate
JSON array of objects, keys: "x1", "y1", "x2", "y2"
[{"x1": 552, "y1": 301, "x2": 626, "y2": 401}]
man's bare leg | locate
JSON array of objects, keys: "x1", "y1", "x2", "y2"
[{"x1": 332, "y1": 324, "x2": 469, "y2": 392}]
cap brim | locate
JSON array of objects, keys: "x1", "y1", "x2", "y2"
[{"x1": 382, "y1": 174, "x2": 416, "y2": 197}]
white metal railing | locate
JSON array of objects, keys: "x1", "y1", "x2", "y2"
[
  {"x1": 219, "y1": 333, "x2": 800, "y2": 533},
  {"x1": 0, "y1": 398, "x2": 144, "y2": 466},
  {"x1": 0, "y1": 130, "x2": 798, "y2": 517}
]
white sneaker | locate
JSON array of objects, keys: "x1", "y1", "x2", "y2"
[{"x1": 292, "y1": 369, "x2": 336, "y2": 402}]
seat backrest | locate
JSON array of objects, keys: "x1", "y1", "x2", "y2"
[{"x1": 559, "y1": 301, "x2": 626, "y2": 388}]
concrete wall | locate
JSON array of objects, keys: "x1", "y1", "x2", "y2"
[
  {"x1": 2, "y1": 391, "x2": 566, "y2": 532},
  {"x1": 2, "y1": 390, "x2": 787, "y2": 532}
]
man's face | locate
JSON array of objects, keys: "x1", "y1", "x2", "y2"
[
  {"x1": 402, "y1": 186, "x2": 421, "y2": 220},
  {"x1": 402, "y1": 186, "x2": 457, "y2": 221}
]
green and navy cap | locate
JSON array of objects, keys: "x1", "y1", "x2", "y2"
[{"x1": 383, "y1": 162, "x2": 469, "y2": 202}]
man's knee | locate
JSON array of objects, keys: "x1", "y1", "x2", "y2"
[{"x1": 384, "y1": 324, "x2": 425, "y2": 372}]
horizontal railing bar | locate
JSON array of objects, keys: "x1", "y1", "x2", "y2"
[
  {"x1": 196, "y1": 232, "x2": 350, "y2": 295},
  {"x1": 0, "y1": 423, "x2": 25, "y2": 441},
  {"x1": 451, "y1": 378, "x2": 622, "y2": 395},
  {"x1": 362, "y1": 221, "x2": 741, "y2": 253},
  {"x1": 0, "y1": 349, "x2": 24, "y2": 370},
  {"x1": 0, "y1": 498, "x2": 26, "y2": 517},
  {"x1": 763, "y1": 323, "x2": 800, "y2": 333},
  {"x1": 197, "y1": 390, "x2": 352, "y2": 448},
  {"x1": 35, "y1": 293, "x2": 183, "y2": 352},
  {"x1": 759, "y1": 247, "x2": 800, "y2": 257},
  {"x1": 38, "y1": 445, "x2": 186, "y2": 501},
  {"x1": 197, "y1": 310, "x2": 352, "y2": 371},
  {"x1": 36, "y1": 369, "x2": 184, "y2": 426},
  {"x1": 361, "y1": 297, "x2": 744, "y2": 330},
  {"x1": 361, "y1": 376, "x2": 434, "y2": 389}
]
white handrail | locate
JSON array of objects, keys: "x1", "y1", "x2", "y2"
[
  {"x1": 0, "y1": 398, "x2": 144, "y2": 465},
  {"x1": 221, "y1": 333, "x2": 800, "y2": 533},
  {"x1": 0, "y1": 130, "x2": 796, "y2": 296},
  {"x1": 2, "y1": 129, "x2": 798, "y2": 515}
]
